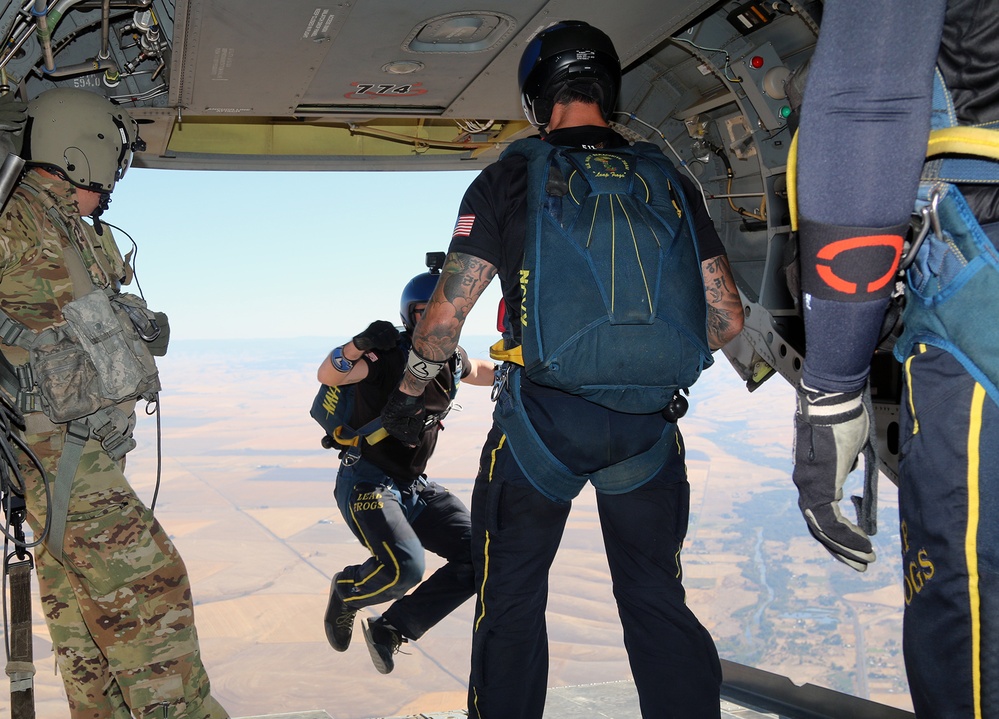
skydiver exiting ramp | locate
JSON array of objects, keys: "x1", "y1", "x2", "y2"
[
  {"x1": 792, "y1": 1, "x2": 999, "y2": 715},
  {"x1": 317, "y1": 256, "x2": 493, "y2": 674}
]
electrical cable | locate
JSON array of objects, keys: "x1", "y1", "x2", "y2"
[
  {"x1": 0, "y1": 402, "x2": 49, "y2": 549},
  {"x1": 455, "y1": 119, "x2": 495, "y2": 134},
  {"x1": 103, "y1": 221, "x2": 163, "y2": 510},
  {"x1": 671, "y1": 36, "x2": 742, "y2": 83}
]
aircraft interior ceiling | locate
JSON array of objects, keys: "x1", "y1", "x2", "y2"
[{"x1": 0, "y1": 0, "x2": 814, "y2": 171}]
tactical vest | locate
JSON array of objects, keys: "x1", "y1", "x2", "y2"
[
  {"x1": 310, "y1": 334, "x2": 463, "y2": 450},
  {"x1": 0, "y1": 180, "x2": 162, "y2": 427}
]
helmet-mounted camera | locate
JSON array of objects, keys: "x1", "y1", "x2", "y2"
[
  {"x1": 400, "y1": 251, "x2": 446, "y2": 330},
  {"x1": 425, "y1": 251, "x2": 446, "y2": 273}
]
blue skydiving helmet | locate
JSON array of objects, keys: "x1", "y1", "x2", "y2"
[{"x1": 399, "y1": 269, "x2": 441, "y2": 331}]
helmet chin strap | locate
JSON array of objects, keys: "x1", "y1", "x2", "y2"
[{"x1": 90, "y1": 191, "x2": 111, "y2": 236}]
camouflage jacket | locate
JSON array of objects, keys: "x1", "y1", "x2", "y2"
[{"x1": 0, "y1": 170, "x2": 129, "y2": 368}]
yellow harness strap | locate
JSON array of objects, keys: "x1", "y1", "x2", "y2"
[
  {"x1": 927, "y1": 126, "x2": 999, "y2": 161},
  {"x1": 332, "y1": 425, "x2": 389, "y2": 447},
  {"x1": 786, "y1": 125, "x2": 999, "y2": 234},
  {"x1": 489, "y1": 339, "x2": 524, "y2": 366}
]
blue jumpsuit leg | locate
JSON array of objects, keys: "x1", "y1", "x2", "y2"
[
  {"x1": 333, "y1": 459, "x2": 426, "y2": 611},
  {"x1": 467, "y1": 426, "x2": 571, "y2": 719},
  {"x1": 383, "y1": 480, "x2": 475, "y2": 639},
  {"x1": 900, "y1": 345, "x2": 999, "y2": 718},
  {"x1": 596, "y1": 432, "x2": 722, "y2": 717}
]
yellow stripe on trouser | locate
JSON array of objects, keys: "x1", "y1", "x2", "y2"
[
  {"x1": 472, "y1": 433, "x2": 506, "y2": 719},
  {"x1": 673, "y1": 430, "x2": 685, "y2": 580},
  {"x1": 905, "y1": 345, "x2": 927, "y2": 435},
  {"x1": 475, "y1": 433, "x2": 506, "y2": 632},
  {"x1": 967, "y1": 383, "x2": 984, "y2": 719},
  {"x1": 346, "y1": 495, "x2": 403, "y2": 603},
  {"x1": 348, "y1": 544, "x2": 402, "y2": 602}
]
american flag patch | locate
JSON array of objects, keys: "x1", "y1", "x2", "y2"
[{"x1": 452, "y1": 214, "x2": 475, "y2": 238}]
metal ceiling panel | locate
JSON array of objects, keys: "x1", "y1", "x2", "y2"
[
  {"x1": 298, "y1": 1, "x2": 537, "y2": 118},
  {"x1": 175, "y1": 0, "x2": 347, "y2": 115},
  {"x1": 172, "y1": 0, "x2": 546, "y2": 120},
  {"x1": 171, "y1": 0, "x2": 718, "y2": 123}
]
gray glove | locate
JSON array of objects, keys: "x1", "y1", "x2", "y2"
[
  {"x1": 792, "y1": 381, "x2": 877, "y2": 572},
  {"x1": 0, "y1": 93, "x2": 27, "y2": 158},
  {"x1": 353, "y1": 320, "x2": 400, "y2": 352}
]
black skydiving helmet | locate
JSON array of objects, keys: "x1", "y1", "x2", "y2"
[
  {"x1": 517, "y1": 20, "x2": 621, "y2": 129},
  {"x1": 23, "y1": 87, "x2": 145, "y2": 225}
]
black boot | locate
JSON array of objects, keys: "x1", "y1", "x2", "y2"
[
  {"x1": 362, "y1": 616, "x2": 408, "y2": 674},
  {"x1": 324, "y1": 573, "x2": 357, "y2": 652}
]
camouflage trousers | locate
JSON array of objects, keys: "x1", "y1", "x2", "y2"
[{"x1": 18, "y1": 424, "x2": 228, "y2": 719}]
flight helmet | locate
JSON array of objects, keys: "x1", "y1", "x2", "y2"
[
  {"x1": 400, "y1": 252, "x2": 445, "y2": 331},
  {"x1": 518, "y1": 20, "x2": 621, "y2": 129},
  {"x1": 24, "y1": 88, "x2": 144, "y2": 193}
]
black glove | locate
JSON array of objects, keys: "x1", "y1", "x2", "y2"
[
  {"x1": 0, "y1": 93, "x2": 27, "y2": 158},
  {"x1": 353, "y1": 320, "x2": 400, "y2": 352},
  {"x1": 380, "y1": 387, "x2": 425, "y2": 446},
  {"x1": 792, "y1": 382, "x2": 876, "y2": 572}
]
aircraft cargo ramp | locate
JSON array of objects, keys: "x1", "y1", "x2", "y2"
[{"x1": 241, "y1": 660, "x2": 916, "y2": 719}]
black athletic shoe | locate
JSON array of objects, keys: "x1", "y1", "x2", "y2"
[
  {"x1": 362, "y1": 617, "x2": 408, "y2": 674},
  {"x1": 324, "y1": 574, "x2": 356, "y2": 652}
]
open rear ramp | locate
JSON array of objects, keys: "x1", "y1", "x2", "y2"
[
  {"x1": 242, "y1": 662, "x2": 916, "y2": 719},
  {"x1": 363, "y1": 661, "x2": 916, "y2": 718}
]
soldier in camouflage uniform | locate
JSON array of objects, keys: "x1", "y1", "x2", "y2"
[{"x1": 0, "y1": 89, "x2": 227, "y2": 718}]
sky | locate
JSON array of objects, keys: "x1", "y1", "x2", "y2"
[{"x1": 103, "y1": 167, "x2": 503, "y2": 342}]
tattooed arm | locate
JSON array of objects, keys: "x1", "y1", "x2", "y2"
[
  {"x1": 701, "y1": 254, "x2": 744, "y2": 349},
  {"x1": 398, "y1": 251, "x2": 498, "y2": 395}
]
